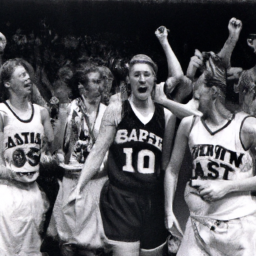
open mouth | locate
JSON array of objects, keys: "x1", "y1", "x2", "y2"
[
  {"x1": 24, "y1": 83, "x2": 32, "y2": 88},
  {"x1": 16, "y1": 171, "x2": 36, "y2": 178},
  {"x1": 138, "y1": 87, "x2": 147, "y2": 93}
]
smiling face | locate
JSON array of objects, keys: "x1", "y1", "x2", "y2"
[
  {"x1": 128, "y1": 63, "x2": 155, "y2": 101},
  {"x1": 6, "y1": 65, "x2": 32, "y2": 97}
]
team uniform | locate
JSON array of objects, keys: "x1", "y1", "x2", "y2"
[
  {"x1": 0, "y1": 102, "x2": 48, "y2": 256},
  {"x1": 48, "y1": 97, "x2": 108, "y2": 252},
  {"x1": 178, "y1": 112, "x2": 256, "y2": 256},
  {"x1": 100, "y1": 99, "x2": 171, "y2": 251}
]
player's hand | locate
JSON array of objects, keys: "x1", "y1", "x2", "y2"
[
  {"x1": 227, "y1": 67, "x2": 243, "y2": 81},
  {"x1": 0, "y1": 32, "x2": 7, "y2": 54},
  {"x1": 191, "y1": 179, "x2": 231, "y2": 201},
  {"x1": 55, "y1": 152, "x2": 65, "y2": 165},
  {"x1": 165, "y1": 212, "x2": 183, "y2": 240},
  {"x1": 228, "y1": 18, "x2": 242, "y2": 42},
  {"x1": 153, "y1": 82, "x2": 167, "y2": 104},
  {"x1": 155, "y1": 26, "x2": 169, "y2": 45},
  {"x1": 186, "y1": 49, "x2": 203, "y2": 80}
]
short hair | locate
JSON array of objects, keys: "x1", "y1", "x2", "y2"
[
  {"x1": 128, "y1": 54, "x2": 158, "y2": 77},
  {"x1": 0, "y1": 58, "x2": 27, "y2": 101},
  {"x1": 0, "y1": 58, "x2": 25, "y2": 85},
  {"x1": 74, "y1": 62, "x2": 103, "y2": 86}
]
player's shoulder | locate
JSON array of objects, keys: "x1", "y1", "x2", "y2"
[
  {"x1": 0, "y1": 102, "x2": 7, "y2": 111},
  {"x1": 239, "y1": 112, "x2": 256, "y2": 132},
  {"x1": 102, "y1": 97, "x2": 122, "y2": 126},
  {"x1": 180, "y1": 115, "x2": 198, "y2": 136},
  {"x1": 33, "y1": 103, "x2": 50, "y2": 121},
  {"x1": 163, "y1": 107, "x2": 172, "y2": 120}
]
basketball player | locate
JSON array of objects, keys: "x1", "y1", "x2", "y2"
[
  {"x1": 73, "y1": 54, "x2": 200, "y2": 256},
  {"x1": 164, "y1": 52, "x2": 256, "y2": 255},
  {"x1": 48, "y1": 64, "x2": 109, "y2": 256},
  {"x1": 0, "y1": 58, "x2": 53, "y2": 255}
]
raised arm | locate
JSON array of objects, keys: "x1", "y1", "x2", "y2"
[
  {"x1": 165, "y1": 117, "x2": 191, "y2": 237},
  {"x1": 76, "y1": 103, "x2": 118, "y2": 192},
  {"x1": 218, "y1": 18, "x2": 242, "y2": 69},
  {"x1": 0, "y1": 32, "x2": 6, "y2": 67},
  {"x1": 154, "y1": 83, "x2": 202, "y2": 118},
  {"x1": 155, "y1": 26, "x2": 183, "y2": 77}
]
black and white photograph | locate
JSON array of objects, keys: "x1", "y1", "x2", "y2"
[{"x1": 0, "y1": 0, "x2": 256, "y2": 255}]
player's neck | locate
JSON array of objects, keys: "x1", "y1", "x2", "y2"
[
  {"x1": 82, "y1": 95, "x2": 101, "y2": 114},
  {"x1": 203, "y1": 102, "x2": 233, "y2": 128},
  {"x1": 8, "y1": 95, "x2": 30, "y2": 112},
  {"x1": 130, "y1": 95, "x2": 154, "y2": 110}
]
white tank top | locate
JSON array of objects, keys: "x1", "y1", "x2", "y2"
[
  {"x1": 0, "y1": 102, "x2": 44, "y2": 173},
  {"x1": 186, "y1": 112, "x2": 256, "y2": 220}
]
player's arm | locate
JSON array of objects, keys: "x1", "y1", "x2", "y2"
[
  {"x1": 225, "y1": 117, "x2": 256, "y2": 192},
  {"x1": 76, "y1": 103, "x2": 118, "y2": 193},
  {"x1": 0, "y1": 112, "x2": 13, "y2": 180},
  {"x1": 186, "y1": 49, "x2": 203, "y2": 81},
  {"x1": 41, "y1": 107, "x2": 54, "y2": 153},
  {"x1": 155, "y1": 26, "x2": 183, "y2": 77},
  {"x1": 218, "y1": 18, "x2": 242, "y2": 69},
  {"x1": 154, "y1": 83, "x2": 202, "y2": 119},
  {"x1": 162, "y1": 110, "x2": 176, "y2": 170},
  {"x1": 0, "y1": 32, "x2": 7, "y2": 67},
  {"x1": 165, "y1": 116, "x2": 191, "y2": 237}
]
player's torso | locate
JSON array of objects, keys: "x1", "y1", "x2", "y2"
[
  {"x1": 65, "y1": 99, "x2": 106, "y2": 167},
  {"x1": 1, "y1": 102, "x2": 44, "y2": 173},
  {"x1": 108, "y1": 101, "x2": 165, "y2": 194},
  {"x1": 186, "y1": 113, "x2": 256, "y2": 219}
]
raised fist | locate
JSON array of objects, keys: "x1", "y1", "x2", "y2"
[
  {"x1": 186, "y1": 49, "x2": 203, "y2": 81},
  {"x1": 155, "y1": 26, "x2": 170, "y2": 44},
  {"x1": 0, "y1": 32, "x2": 7, "y2": 54},
  {"x1": 228, "y1": 18, "x2": 242, "y2": 41}
]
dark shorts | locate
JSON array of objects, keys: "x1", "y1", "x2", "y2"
[{"x1": 100, "y1": 180, "x2": 168, "y2": 250}]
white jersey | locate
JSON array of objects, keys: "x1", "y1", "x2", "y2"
[
  {"x1": 0, "y1": 102, "x2": 44, "y2": 173},
  {"x1": 186, "y1": 112, "x2": 256, "y2": 220},
  {"x1": 0, "y1": 102, "x2": 48, "y2": 256}
]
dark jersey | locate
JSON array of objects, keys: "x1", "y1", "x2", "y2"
[{"x1": 107, "y1": 100, "x2": 165, "y2": 194}]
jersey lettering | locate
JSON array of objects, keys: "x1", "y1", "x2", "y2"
[
  {"x1": 192, "y1": 144, "x2": 244, "y2": 169},
  {"x1": 116, "y1": 129, "x2": 162, "y2": 151},
  {"x1": 192, "y1": 160, "x2": 234, "y2": 180},
  {"x1": 6, "y1": 132, "x2": 42, "y2": 149}
]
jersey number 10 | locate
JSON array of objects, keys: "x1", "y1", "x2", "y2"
[{"x1": 123, "y1": 148, "x2": 155, "y2": 174}]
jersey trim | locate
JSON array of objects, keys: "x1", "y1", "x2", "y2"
[
  {"x1": 4, "y1": 101, "x2": 34, "y2": 123},
  {"x1": 189, "y1": 115, "x2": 197, "y2": 135},
  {"x1": 200, "y1": 113, "x2": 235, "y2": 136},
  {"x1": 239, "y1": 115, "x2": 255, "y2": 151}
]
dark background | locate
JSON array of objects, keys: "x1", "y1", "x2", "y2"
[
  {"x1": 1, "y1": 1, "x2": 256, "y2": 80},
  {"x1": 1, "y1": 0, "x2": 256, "y2": 230}
]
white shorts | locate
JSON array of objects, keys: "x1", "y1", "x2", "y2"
[
  {"x1": 178, "y1": 214, "x2": 256, "y2": 256},
  {"x1": 48, "y1": 175, "x2": 108, "y2": 249},
  {"x1": 0, "y1": 180, "x2": 48, "y2": 256}
]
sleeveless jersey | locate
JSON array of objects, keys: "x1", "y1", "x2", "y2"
[
  {"x1": 186, "y1": 112, "x2": 256, "y2": 220},
  {"x1": 0, "y1": 102, "x2": 44, "y2": 173},
  {"x1": 107, "y1": 100, "x2": 165, "y2": 194}
]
